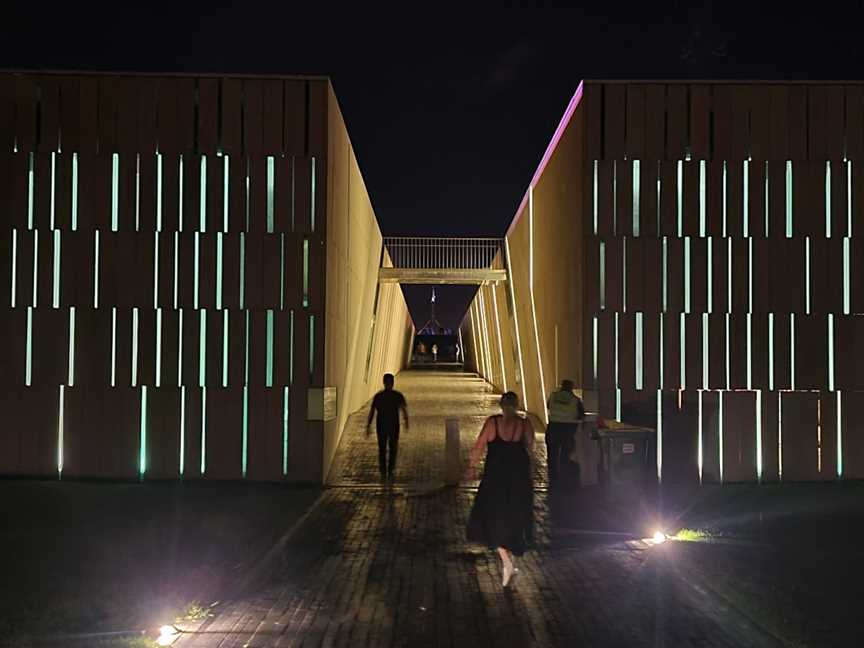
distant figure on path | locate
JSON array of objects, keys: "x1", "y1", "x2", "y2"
[
  {"x1": 432, "y1": 343, "x2": 439, "y2": 363},
  {"x1": 366, "y1": 374, "x2": 409, "y2": 481},
  {"x1": 465, "y1": 391, "x2": 535, "y2": 587},
  {"x1": 545, "y1": 379, "x2": 585, "y2": 489}
]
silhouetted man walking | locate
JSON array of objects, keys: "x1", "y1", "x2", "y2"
[{"x1": 366, "y1": 373, "x2": 409, "y2": 480}]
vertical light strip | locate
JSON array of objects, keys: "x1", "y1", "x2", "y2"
[
  {"x1": 684, "y1": 237, "x2": 691, "y2": 313},
  {"x1": 244, "y1": 310, "x2": 250, "y2": 385},
  {"x1": 727, "y1": 237, "x2": 733, "y2": 313},
  {"x1": 178, "y1": 155, "x2": 185, "y2": 232},
  {"x1": 310, "y1": 157, "x2": 316, "y2": 231},
  {"x1": 25, "y1": 307, "x2": 33, "y2": 386},
  {"x1": 778, "y1": 393, "x2": 783, "y2": 481},
  {"x1": 743, "y1": 159, "x2": 750, "y2": 238},
  {"x1": 756, "y1": 390, "x2": 763, "y2": 482},
  {"x1": 12, "y1": 229, "x2": 18, "y2": 308},
  {"x1": 528, "y1": 188, "x2": 548, "y2": 423},
  {"x1": 592, "y1": 315, "x2": 598, "y2": 384},
  {"x1": 199, "y1": 310, "x2": 207, "y2": 388},
  {"x1": 676, "y1": 160, "x2": 683, "y2": 237},
  {"x1": 155, "y1": 308, "x2": 162, "y2": 387},
  {"x1": 828, "y1": 313, "x2": 835, "y2": 391},
  {"x1": 480, "y1": 290, "x2": 494, "y2": 382},
  {"x1": 71, "y1": 153, "x2": 79, "y2": 231},
  {"x1": 680, "y1": 312, "x2": 686, "y2": 390},
  {"x1": 748, "y1": 238, "x2": 753, "y2": 314},
  {"x1": 223, "y1": 155, "x2": 229, "y2": 233},
  {"x1": 302, "y1": 239, "x2": 309, "y2": 308},
  {"x1": 58, "y1": 386, "x2": 65, "y2": 477},
  {"x1": 132, "y1": 308, "x2": 139, "y2": 387},
  {"x1": 805, "y1": 237, "x2": 811, "y2": 314},
  {"x1": 790, "y1": 314, "x2": 796, "y2": 391},
  {"x1": 27, "y1": 152, "x2": 34, "y2": 229},
  {"x1": 747, "y1": 313, "x2": 753, "y2": 390},
  {"x1": 177, "y1": 309, "x2": 184, "y2": 387},
  {"x1": 52, "y1": 230, "x2": 61, "y2": 308},
  {"x1": 825, "y1": 161, "x2": 831, "y2": 238},
  {"x1": 722, "y1": 160, "x2": 728, "y2": 237},
  {"x1": 266, "y1": 310, "x2": 275, "y2": 387},
  {"x1": 222, "y1": 310, "x2": 229, "y2": 387},
  {"x1": 768, "y1": 313, "x2": 775, "y2": 391},
  {"x1": 179, "y1": 386, "x2": 186, "y2": 476},
  {"x1": 837, "y1": 391, "x2": 843, "y2": 478},
  {"x1": 200, "y1": 155, "x2": 207, "y2": 232},
  {"x1": 786, "y1": 161, "x2": 793, "y2": 238},
  {"x1": 67, "y1": 307, "x2": 76, "y2": 386},
  {"x1": 111, "y1": 153, "x2": 119, "y2": 231},
  {"x1": 156, "y1": 153, "x2": 163, "y2": 231},
  {"x1": 173, "y1": 232, "x2": 179, "y2": 309},
  {"x1": 139, "y1": 386, "x2": 148, "y2": 478},
  {"x1": 153, "y1": 231, "x2": 159, "y2": 307},
  {"x1": 491, "y1": 285, "x2": 507, "y2": 393},
  {"x1": 656, "y1": 389, "x2": 663, "y2": 481},
  {"x1": 505, "y1": 238, "x2": 528, "y2": 410},
  {"x1": 194, "y1": 233, "x2": 201, "y2": 309},
  {"x1": 50, "y1": 152, "x2": 56, "y2": 229},
  {"x1": 707, "y1": 236, "x2": 713, "y2": 313},
  {"x1": 718, "y1": 391, "x2": 724, "y2": 483},
  {"x1": 110, "y1": 308, "x2": 117, "y2": 387},
  {"x1": 242, "y1": 386, "x2": 249, "y2": 478},
  {"x1": 32, "y1": 230, "x2": 39, "y2": 306},
  {"x1": 656, "y1": 163, "x2": 662, "y2": 237},
  {"x1": 266, "y1": 156, "x2": 275, "y2": 233},
  {"x1": 593, "y1": 160, "x2": 599, "y2": 235},
  {"x1": 699, "y1": 160, "x2": 706, "y2": 237},
  {"x1": 702, "y1": 313, "x2": 709, "y2": 389},
  {"x1": 216, "y1": 233, "x2": 223, "y2": 310},
  {"x1": 697, "y1": 390, "x2": 704, "y2": 483},
  {"x1": 725, "y1": 313, "x2": 731, "y2": 390},
  {"x1": 635, "y1": 312, "x2": 643, "y2": 390},
  {"x1": 622, "y1": 237, "x2": 627, "y2": 312},
  {"x1": 599, "y1": 241, "x2": 606, "y2": 310},
  {"x1": 200, "y1": 387, "x2": 207, "y2": 475},
  {"x1": 632, "y1": 159, "x2": 641, "y2": 236},
  {"x1": 847, "y1": 160, "x2": 853, "y2": 237},
  {"x1": 659, "y1": 313, "x2": 665, "y2": 388},
  {"x1": 614, "y1": 312, "x2": 620, "y2": 394},
  {"x1": 283, "y1": 387, "x2": 290, "y2": 475},
  {"x1": 843, "y1": 238, "x2": 851, "y2": 314},
  {"x1": 662, "y1": 237, "x2": 668, "y2": 311}
]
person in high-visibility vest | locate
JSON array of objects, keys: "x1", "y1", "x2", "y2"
[{"x1": 545, "y1": 379, "x2": 585, "y2": 489}]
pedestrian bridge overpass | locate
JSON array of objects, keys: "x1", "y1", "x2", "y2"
[{"x1": 378, "y1": 237, "x2": 508, "y2": 285}]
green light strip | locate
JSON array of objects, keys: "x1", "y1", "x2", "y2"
[
  {"x1": 50, "y1": 152, "x2": 56, "y2": 229},
  {"x1": 283, "y1": 387, "x2": 290, "y2": 475},
  {"x1": 592, "y1": 315, "x2": 598, "y2": 383},
  {"x1": 825, "y1": 161, "x2": 831, "y2": 238},
  {"x1": 58, "y1": 386, "x2": 64, "y2": 476},
  {"x1": 698, "y1": 390, "x2": 703, "y2": 482},
  {"x1": 244, "y1": 310, "x2": 250, "y2": 385},
  {"x1": 153, "y1": 231, "x2": 159, "y2": 306},
  {"x1": 194, "y1": 233, "x2": 200, "y2": 309},
  {"x1": 676, "y1": 160, "x2": 683, "y2": 237},
  {"x1": 656, "y1": 389, "x2": 663, "y2": 481},
  {"x1": 778, "y1": 393, "x2": 783, "y2": 481},
  {"x1": 222, "y1": 310, "x2": 229, "y2": 387},
  {"x1": 843, "y1": 238, "x2": 851, "y2": 314},
  {"x1": 199, "y1": 310, "x2": 207, "y2": 388},
  {"x1": 155, "y1": 308, "x2": 162, "y2": 387},
  {"x1": 242, "y1": 386, "x2": 249, "y2": 478},
  {"x1": 173, "y1": 232, "x2": 179, "y2": 309},
  {"x1": 132, "y1": 308, "x2": 139, "y2": 387},
  {"x1": 135, "y1": 154, "x2": 141, "y2": 232},
  {"x1": 756, "y1": 390, "x2": 763, "y2": 481},
  {"x1": 200, "y1": 155, "x2": 207, "y2": 232},
  {"x1": 593, "y1": 160, "x2": 599, "y2": 235},
  {"x1": 139, "y1": 386, "x2": 148, "y2": 478},
  {"x1": 156, "y1": 153, "x2": 163, "y2": 231},
  {"x1": 216, "y1": 233, "x2": 223, "y2": 309},
  {"x1": 847, "y1": 161, "x2": 853, "y2": 237},
  {"x1": 93, "y1": 231, "x2": 100, "y2": 308},
  {"x1": 239, "y1": 233, "x2": 246, "y2": 309},
  {"x1": 786, "y1": 161, "x2": 793, "y2": 238},
  {"x1": 25, "y1": 307, "x2": 33, "y2": 386},
  {"x1": 111, "y1": 153, "x2": 119, "y2": 232},
  {"x1": 613, "y1": 161, "x2": 618, "y2": 235},
  {"x1": 177, "y1": 309, "x2": 184, "y2": 387},
  {"x1": 303, "y1": 239, "x2": 309, "y2": 308},
  {"x1": 828, "y1": 313, "x2": 835, "y2": 391},
  {"x1": 68, "y1": 307, "x2": 76, "y2": 386},
  {"x1": 266, "y1": 310, "x2": 274, "y2": 387},
  {"x1": 32, "y1": 230, "x2": 39, "y2": 306},
  {"x1": 614, "y1": 312, "x2": 619, "y2": 389},
  {"x1": 53, "y1": 230, "x2": 61, "y2": 308},
  {"x1": 178, "y1": 155, "x2": 184, "y2": 232},
  {"x1": 200, "y1": 387, "x2": 207, "y2": 475},
  {"x1": 622, "y1": 237, "x2": 627, "y2": 312},
  {"x1": 837, "y1": 392, "x2": 843, "y2": 478},
  {"x1": 110, "y1": 308, "x2": 117, "y2": 387},
  {"x1": 680, "y1": 312, "x2": 686, "y2": 389},
  {"x1": 223, "y1": 155, "x2": 229, "y2": 233},
  {"x1": 309, "y1": 314, "x2": 315, "y2": 380},
  {"x1": 699, "y1": 160, "x2": 706, "y2": 237},
  {"x1": 747, "y1": 313, "x2": 753, "y2": 390},
  {"x1": 718, "y1": 391, "x2": 724, "y2": 483},
  {"x1": 748, "y1": 238, "x2": 753, "y2": 314},
  {"x1": 727, "y1": 237, "x2": 733, "y2": 312},
  {"x1": 72, "y1": 153, "x2": 78, "y2": 231},
  {"x1": 707, "y1": 236, "x2": 713, "y2": 313},
  {"x1": 599, "y1": 241, "x2": 606, "y2": 310},
  {"x1": 267, "y1": 156, "x2": 275, "y2": 233},
  {"x1": 661, "y1": 237, "x2": 667, "y2": 312},
  {"x1": 725, "y1": 313, "x2": 731, "y2": 390},
  {"x1": 768, "y1": 313, "x2": 774, "y2": 391},
  {"x1": 743, "y1": 159, "x2": 750, "y2": 238},
  {"x1": 179, "y1": 386, "x2": 186, "y2": 476},
  {"x1": 310, "y1": 157, "x2": 316, "y2": 231},
  {"x1": 616, "y1": 388, "x2": 621, "y2": 422},
  {"x1": 632, "y1": 159, "x2": 640, "y2": 236},
  {"x1": 702, "y1": 313, "x2": 709, "y2": 389},
  {"x1": 27, "y1": 152, "x2": 34, "y2": 229},
  {"x1": 289, "y1": 310, "x2": 294, "y2": 385},
  {"x1": 684, "y1": 237, "x2": 691, "y2": 313},
  {"x1": 635, "y1": 312, "x2": 643, "y2": 390},
  {"x1": 659, "y1": 313, "x2": 665, "y2": 387}
]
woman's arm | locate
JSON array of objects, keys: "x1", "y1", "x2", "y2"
[{"x1": 469, "y1": 417, "x2": 494, "y2": 468}]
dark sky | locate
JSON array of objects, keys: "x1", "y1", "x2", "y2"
[{"x1": 4, "y1": 2, "x2": 864, "y2": 328}]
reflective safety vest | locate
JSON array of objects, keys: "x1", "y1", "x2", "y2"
[{"x1": 547, "y1": 390, "x2": 585, "y2": 423}]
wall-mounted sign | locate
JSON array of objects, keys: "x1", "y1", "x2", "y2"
[{"x1": 307, "y1": 387, "x2": 338, "y2": 422}]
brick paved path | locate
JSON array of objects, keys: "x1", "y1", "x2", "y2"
[{"x1": 175, "y1": 371, "x2": 783, "y2": 648}]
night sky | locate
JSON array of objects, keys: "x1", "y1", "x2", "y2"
[{"x1": 4, "y1": 2, "x2": 864, "y2": 328}]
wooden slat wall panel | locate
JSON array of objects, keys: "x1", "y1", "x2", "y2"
[
  {"x1": 768, "y1": 161, "x2": 786, "y2": 238},
  {"x1": 204, "y1": 387, "x2": 243, "y2": 480},
  {"x1": 788, "y1": 86, "x2": 808, "y2": 160},
  {"x1": 661, "y1": 313, "x2": 680, "y2": 390},
  {"x1": 808, "y1": 85, "x2": 828, "y2": 161},
  {"x1": 761, "y1": 390, "x2": 780, "y2": 482},
  {"x1": 729, "y1": 314, "x2": 748, "y2": 389},
  {"x1": 661, "y1": 390, "x2": 698, "y2": 483},
  {"x1": 644, "y1": 85, "x2": 665, "y2": 159},
  {"x1": 750, "y1": 86, "x2": 771, "y2": 161},
  {"x1": 684, "y1": 313, "x2": 703, "y2": 391},
  {"x1": 665, "y1": 237, "x2": 684, "y2": 313},
  {"x1": 701, "y1": 391, "x2": 721, "y2": 483},
  {"x1": 307, "y1": 81, "x2": 328, "y2": 157},
  {"x1": 596, "y1": 161, "x2": 614, "y2": 236},
  {"x1": 748, "y1": 159, "x2": 766, "y2": 238},
  {"x1": 723, "y1": 391, "x2": 757, "y2": 482},
  {"x1": 826, "y1": 86, "x2": 845, "y2": 159},
  {"x1": 689, "y1": 85, "x2": 710, "y2": 160},
  {"x1": 625, "y1": 85, "x2": 646, "y2": 160},
  {"x1": 841, "y1": 390, "x2": 864, "y2": 479},
  {"x1": 618, "y1": 314, "x2": 635, "y2": 391},
  {"x1": 643, "y1": 238, "x2": 661, "y2": 312},
  {"x1": 682, "y1": 161, "x2": 700, "y2": 236},
  {"x1": 639, "y1": 159, "x2": 659, "y2": 237},
  {"x1": 713, "y1": 85, "x2": 733, "y2": 161},
  {"x1": 781, "y1": 391, "x2": 820, "y2": 481},
  {"x1": 708, "y1": 313, "x2": 726, "y2": 390},
  {"x1": 283, "y1": 81, "x2": 306, "y2": 156},
  {"x1": 665, "y1": 85, "x2": 687, "y2": 160},
  {"x1": 626, "y1": 238, "x2": 644, "y2": 312},
  {"x1": 604, "y1": 238, "x2": 623, "y2": 312},
  {"x1": 643, "y1": 312, "x2": 660, "y2": 391},
  {"x1": 846, "y1": 86, "x2": 864, "y2": 160},
  {"x1": 689, "y1": 237, "x2": 707, "y2": 314},
  {"x1": 710, "y1": 236, "x2": 729, "y2": 314},
  {"x1": 146, "y1": 387, "x2": 180, "y2": 479},
  {"x1": 768, "y1": 85, "x2": 790, "y2": 160},
  {"x1": 596, "y1": 312, "x2": 614, "y2": 391},
  {"x1": 706, "y1": 160, "x2": 723, "y2": 236},
  {"x1": 262, "y1": 80, "x2": 284, "y2": 155},
  {"x1": 819, "y1": 392, "x2": 838, "y2": 480},
  {"x1": 616, "y1": 161, "x2": 632, "y2": 236},
  {"x1": 795, "y1": 315, "x2": 827, "y2": 390},
  {"x1": 603, "y1": 85, "x2": 625, "y2": 160},
  {"x1": 247, "y1": 388, "x2": 284, "y2": 481}
]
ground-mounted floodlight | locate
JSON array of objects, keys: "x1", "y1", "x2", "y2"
[
  {"x1": 652, "y1": 531, "x2": 667, "y2": 544},
  {"x1": 157, "y1": 624, "x2": 181, "y2": 646}
]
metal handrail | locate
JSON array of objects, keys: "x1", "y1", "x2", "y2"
[{"x1": 382, "y1": 237, "x2": 504, "y2": 270}]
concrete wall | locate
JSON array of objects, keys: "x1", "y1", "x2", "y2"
[
  {"x1": 323, "y1": 87, "x2": 412, "y2": 481},
  {"x1": 463, "y1": 81, "x2": 864, "y2": 484}
]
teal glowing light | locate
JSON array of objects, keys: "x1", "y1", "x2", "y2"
[
  {"x1": 266, "y1": 310, "x2": 274, "y2": 387},
  {"x1": 756, "y1": 390, "x2": 763, "y2": 481},
  {"x1": 778, "y1": 393, "x2": 783, "y2": 480},
  {"x1": 110, "y1": 307, "x2": 117, "y2": 387},
  {"x1": 132, "y1": 308, "x2": 139, "y2": 387},
  {"x1": 707, "y1": 237, "x2": 713, "y2": 313},
  {"x1": 139, "y1": 386, "x2": 148, "y2": 477},
  {"x1": 718, "y1": 391, "x2": 724, "y2": 482},
  {"x1": 659, "y1": 313, "x2": 665, "y2": 387},
  {"x1": 179, "y1": 386, "x2": 186, "y2": 476},
  {"x1": 200, "y1": 387, "x2": 207, "y2": 475},
  {"x1": 310, "y1": 157, "x2": 317, "y2": 231},
  {"x1": 199, "y1": 310, "x2": 207, "y2": 387},
  {"x1": 242, "y1": 386, "x2": 249, "y2": 478},
  {"x1": 223, "y1": 155, "x2": 229, "y2": 232},
  {"x1": 592, "y1": 315, "x2": 598, "y2": 383},
  {"x1": 622, "y1": 238, "x2": 627, "y2": 312},
  {"x1": 847, "y1": 161, "x2": 853, "y2": 236},
  {"x1": 50, "y1": 152, "x2": 56, "y2": 229},
  {"x1": 679, "y1": 312, "x2": 686, "y2": 389},
  {"x1": 593, "y1": 160, "x2": 599, "y2": 235},
  {"x1": 786, "y1": 161, "x2": 793, "y2": 238},
  {"x1": 632, "y1": 159, "x2": 641, "y2": 237},
  {"x1": 283, "y1": 387, "x2": 290, "y2": 475},
  {"x1": 67, "y1": 307, "x2": 76, "y2": 386},
  {"x1": 289, "y1": 310, "x2": 295, "y2": 385},
  {"x1": 53, "y1": 230, "x2": 61, "y2": 308},
  {"x1": 156, "y1": 153, "x2": 163, "y2": 231},
  {"x1": 32, "y1": 230, "x2": 39, "y2": 307},
  {"x1": 71, "y1": 153, "x2": 78, "y2": 231},
  {"x1": 697, "y1": 390, "x2": 704, "y2": 482},
  {"x1": 222, "y1": 310, "x2": 229, "y2": 387},
  {"x1": 725, "y1": 313, "x2": 731, "y2": 390},
  {"x1": 743, "y1": 159, "x2": 750, "y2": 237},
  {"x1": 216, "y1": 233, "x2": 223, "y2": 309},
  {"x1": 200, "y1": 155, "x2": 207, "y2": 232},
  {"x1": 614, "y1": 312, "x2": 620, "y2": 389},
  {"x1": 676, "y1": 160, "x2": 683, "y2": 237},
  {"x1": 635, "y1": 312, "x2": 643, "y2": 390},
  {"x1": 748, "y1": 238, "x2": 753, "y2": 314},
  {"x1": 599, "y1": 241, "x2": 606, "y2": 310},
  {"x1": 656, "y1": 389, "x2": 663, "y2": 481},
  {"x1": 155, "y1": 308, "x2": 162, "y2": 387},
  {"x1": 173, "y1": 232, "x2": 179, "y2": 309},
  {"x1": 93, "y1": 231, "x2": 100, "y2": 308},
  {"x1": 25, "y1": 307, "x2": 33, "y2": 386},
  {"x1": 684, "y1": 237, "x2": 691, "y2": 313},
  {"x1": 656, "y1": 164, "x2": 662, "y2": 237},
  {"x1": 267, "y1": 156, "x2": 275, "y2": 233},
  {"x1": 245, "y1": 159, "x2": 250, "y2": 230},
  {"x1": 764, "y1": 161, "x2": 769, "y2": 237},
  {"x1": 828, "y1": 313, "x2": 835, "y2": 391},
  {"x1": 702, "y1": 313, "x2": 709, "y2": 389},
  {"x1": 194, "y1": 233, "x2": 200, "y2": 309},
  {"x1": 805, "y1": 237, "x2": 811, "y2": 314},
  {"x1": 746, "y1": 313, "x2": 753, "y2": 390},
  {"x1": 58, "y1": 386, "x2": 65, "y2": 476},
  {"x1": 699, "y1": 160, "x2": 706, "y2": 237},
  {"x1": 837, "y1": 392, "x2": 843, "y2": 478},
  {"x1": 177, "y1": 309, "x2": 184, "y2": 386},
  {"x1": 27, "y1": 152, "x2": 34, "y2": 229},
  {"x1": 844, "y1": 238, "x2": 851, "y2": 314},
  {"x1": 661, "y1": 237, "x2": 668, "y2": 312},
  {"x1": 244, "y1": 310, "x2": 251, "y2": 385},
  {"x1": 111, "y1": 153, "x2": 119, "y2": 232},
  {"x1": 302, "y1": 239, "x2": 309, "y2": 308},
  {"x1": 612, "y1": 161, "x2": 618, "y2": 235},
  {"x1": 790, "y1": 314, "x2": 796, "y2": 390},
  {"x1": 727, "y1": 238, "x2": 733, "y2": 312}
]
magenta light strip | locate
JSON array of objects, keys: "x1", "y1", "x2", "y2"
[{"x1": 507, "y1": 81, "x2": 585, "y2": 237}]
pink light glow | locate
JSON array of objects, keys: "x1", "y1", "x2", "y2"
[{"x1": 506, "y1": 81, "x2": 585, "y2": 237}]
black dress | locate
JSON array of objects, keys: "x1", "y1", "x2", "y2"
[{"x1": 466, "y1": 415, "x2": 534, "y2": 556}]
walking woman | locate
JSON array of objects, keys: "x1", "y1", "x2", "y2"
[{"x1": 465, "y1": 391, "x2": 535, "y2": 587}]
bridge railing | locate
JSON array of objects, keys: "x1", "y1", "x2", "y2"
[{"x1": 383, "y1": 237, "x2": 504, "y2": 270}]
